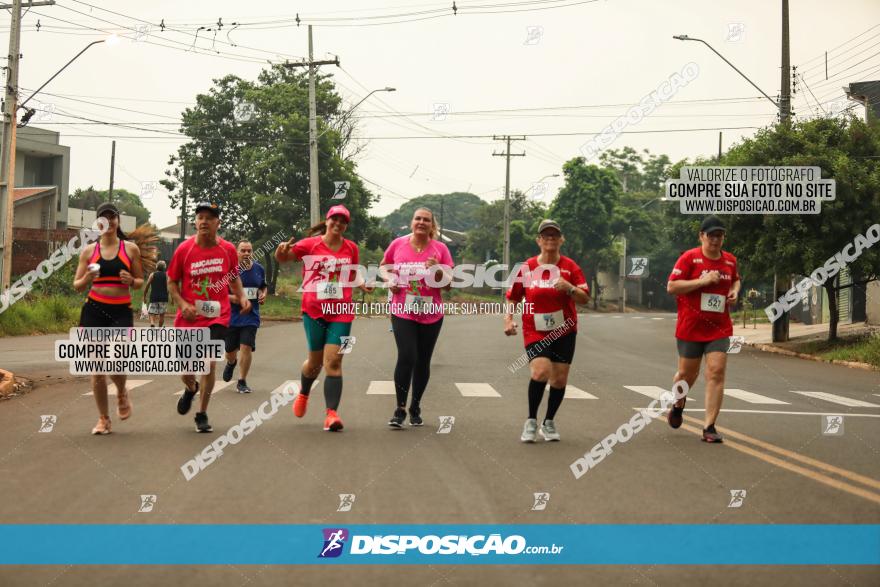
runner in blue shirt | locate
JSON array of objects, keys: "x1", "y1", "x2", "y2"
[{"x1": 223, "y1": 241, "x2": 268, "y2": 393}]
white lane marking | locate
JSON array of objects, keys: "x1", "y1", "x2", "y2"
[
  {"x1": 367, "y1": 380, "x2": 396, "y2": 395},
  {"x1": 545, "y1": 385, "x2": 597, "y2": 399},
  {"x1": 651, "y1": 317, "x2": 665, "y2": 321},
  {"x1": 455, "y1": 383, "x2": 501, "y2": 397},
  {"x1": 624, "y1": 385, "x2": 668, "y2": 400},
  {"x1": 623, "y1": 385, "x2": 699, "y2": 403},
  {"x1": 668, "y1": 408, "x2": 880, "y2": 418},
  {"x1": 173, "y1": 380, "x2": 233, "y2": 396},
  {"x1": 792, "y1": 391, "x2": 880, "y2": 408},
  {"x1": 82, "y1": 379, "x2": 151, "y2": 396},
  {"x1": 724, "y1": 388, "x2": 790, "y2": 405},
  {"x1": 631, "y1": 316, "x2": 644, "y2": 320},
  {"x1": 611, "y1": 316, "x2": 622, "y2": 319},
  {"x1": 269, "y1": 380, "x2": 299, "y2": 395}
]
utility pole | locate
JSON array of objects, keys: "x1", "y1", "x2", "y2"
[
  {"x1": 108, "y1": 140, "x2": 116, "y2": 202},
  {"x1": 773, "y1": 0, "x2": 793, "y2": 342},
  {"x1": 492, "y1": 135, "x2": 525, "y2": 286},
  {"x1": 0, "y1": 0, "x2": 56, "y2": 291},
  {"x1": 718, "y1": 131, "x2": 723, "y2": 161},
  {"x1": 282, "y1": 25, "x2": 339, "y2": 226},
  {"x1": 618, "y1": 235, "x2": 627, "y2": 312},
  {"x1": 780, "y1": 0, "x2": 792, "y2": 124},
  {"x1": 179, "y1": 165, "x2": 187, "y2": 242}
]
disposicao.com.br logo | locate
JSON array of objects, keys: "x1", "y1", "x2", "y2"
[{"x1": 318, "y1": 528, "x2": 563, "y2": 558}]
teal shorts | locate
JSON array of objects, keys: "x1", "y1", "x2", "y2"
[{"x1": 303, "y1": 313, "x2": 353, "y2": 351}]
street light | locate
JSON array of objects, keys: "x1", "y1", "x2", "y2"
[
  {"x1": 322, "y1": 86, "x2": 395, "y2": 138},
  {"x1": 672, "y1": 34, "x2": 779, "y2": 110},
  {"x1": 19, "y1": 34, "x2": 119, "y2": 125}
]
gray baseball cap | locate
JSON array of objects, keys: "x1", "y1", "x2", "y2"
[{"x1": 538, "y1": 219, "x2": 562, "y2": 234}]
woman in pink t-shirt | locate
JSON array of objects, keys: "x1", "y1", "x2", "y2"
[
  {"x1": 276, "y1": 204, "x2": 367, "y2": 432},
  {"x1": 381, "y1": 207, "x2": 453, "y2": 428}
]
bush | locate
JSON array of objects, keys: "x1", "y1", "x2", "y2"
[{"x1": 0, "y1": 295, "x2": 80, "y2": 336}]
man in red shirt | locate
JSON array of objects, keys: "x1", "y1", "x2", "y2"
[
  {"x1": 168, "y1": 202, "x2": 251, "y2": 433},
  {"x1": 666, "y1": 215, "x2": 741, "y2": 443}
]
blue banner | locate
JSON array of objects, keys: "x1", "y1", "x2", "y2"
[{"x1": 1, "y1": 525, "x2": 877, "y2": 565}]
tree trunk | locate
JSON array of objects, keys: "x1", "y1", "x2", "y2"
[
  {"x1": 264, "y1": 252, "x2": 278, "y2": 295},
  {"x1": 825, "y1": 279, "x2": 838, "y2": 342}
]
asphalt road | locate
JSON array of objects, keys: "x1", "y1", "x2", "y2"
[{"x1": 1, "y1": 312, "x2": 878, "y2": 585}]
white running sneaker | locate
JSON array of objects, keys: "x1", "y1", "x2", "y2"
[
  {"x1": 521, "y1": 418, "x2": 538, "y2": 443},
  {"x1": 540, "y1": 419, "x2": 560, "y2": 442}
]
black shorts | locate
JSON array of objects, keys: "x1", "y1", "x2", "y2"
[
  {"x1": 79, "y1": 299, "x2": 133, "y2": 328},
  {"x1": 525, "y1": 331, "x2": 577, "y2": 364},
  {"x1": 225, "y1": 325, "x2": 258, "y2": 352},
  {"x1": 208, "y1": 324, "x2": 227, "y2": 342},
  {"x1": 676, "y1": 337, "x2": 730, "y2": 359}
]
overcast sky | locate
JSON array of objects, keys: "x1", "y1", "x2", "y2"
[{"x1": 5, "y1": 0, "x2": 879, "y2": 229}]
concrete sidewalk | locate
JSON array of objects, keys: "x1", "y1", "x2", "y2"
[{"x1": 733, "y1": 320, "x2": 877, "y2": 345}]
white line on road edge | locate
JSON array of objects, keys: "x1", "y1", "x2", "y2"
[
  {"x1": 670, "y1": 408, "x2": 880, "y2": 418},
  {"x1": 792, "y1": 391, "x2": 880, "y2": 408}
]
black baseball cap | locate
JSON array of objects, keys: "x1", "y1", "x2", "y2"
[
  {"x1": 194, "y1": 202, "x2": 220, "y2": 217},
  {"x1": 95, "y1": 202, "x2": 120, "y2": 217},
  {"x1": 699, "y1": 215, "x2": 726, "y2": 234}
]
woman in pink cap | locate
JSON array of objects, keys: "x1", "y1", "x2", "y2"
[{"x1": 276, "y1": 204, "x2": 367, "y2": 432}]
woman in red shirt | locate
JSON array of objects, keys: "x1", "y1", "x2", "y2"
[
  {"x1": 504, "y1": 220, "x2": 590, "y2": 443},
  {"x1": 666, "y1": 215, "x2": 741, "y2": 443},
  {"x1": 276, "y1": 205, "x2": 369, "y2": 432}
]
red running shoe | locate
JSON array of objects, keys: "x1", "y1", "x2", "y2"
[
  {"x1": 323, "y1": 409, "x2": 343, "y2": 432},
  {"x1": 293, "y1": 393, "x2": 309, "y2": 418}
]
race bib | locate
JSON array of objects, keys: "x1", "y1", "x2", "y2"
[
  {"x1": 316, "y1": 280, "x2": 342, "y2": 300},
  {"x1": 404, "y1": 294, "x2": 434, "y2": 314},
  {"x1": 534, "y1": 310, "x2": 564, "y2": 331},
  {"x1": 196, "y1": 300, "x2": 221, "y2": 318},
  {"x1": 700, "y1": 293, "x2": 726, "y2": 313},
  {"x1": 243, "y1": 287, "x2": 258, "y2": 300}
]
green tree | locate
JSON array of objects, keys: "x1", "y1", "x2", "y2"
[
  {"x1": 383, "y1": 192, "x2": 486, "y2": 236},
  {"x1": 69, "y1": 186, "x2": 151, "y2": 226},
  {"x1": 549, "y1": 158, "x2": 623, "y2": 307},
  {"x1": 161, "y1": 65, "x2": 376, "y2": 292},
  {"x1": 462, "y1": 190, "x2": 546, "y2": 264},
  {"x1": 717, "y1": 116, "x2": 880, "y2": 341}
]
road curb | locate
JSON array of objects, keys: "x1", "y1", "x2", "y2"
[
  {"x1": 0, "y1": 367, "x2": 15, "y2": 397},
  {"x1": 747, "y1": 342, "x2": 878, "y2": 371}
]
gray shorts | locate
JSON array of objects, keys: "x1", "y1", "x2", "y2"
[
  {"x1": 147, "y1": 302, "x2": 167, "y2": 315},
  {"x1": 676, "y1": 337, "x2": 730, "y2": 359}
]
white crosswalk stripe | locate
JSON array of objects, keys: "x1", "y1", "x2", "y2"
[
  {"x1": 623, "y1": 385, "x2": 669, "y2": 400},
  {"x1": 367, "y1": 380, "x2": 396, "y2": 395},
  {"x1": 631, "y1": 316, "x2": 644, "y2": 320},
  {"x1": 543, "y1": 384, "x2": 597, "y2": 399},
  {"x1": 792, "y1": 391, "x2": 880, "y2": 408},
  {"x1": 724, "y1": 388, "x2": 790, "y2": 405},
  {"x1": 82, "y1": 379, "x2": 152, "y2": 397},
  {"x1": 455, "y1": 383, "x2": 501, "y2": 397},
  {"x1": 651, "y1": 317, "x2": 665, "y2": 321},
  {"x1": 172, "y1": 380, "x2": 234, "y2": 396}
]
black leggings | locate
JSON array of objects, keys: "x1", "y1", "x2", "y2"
[{"x1": 391, "y1": 315, "x2": 443, "y2": 409}]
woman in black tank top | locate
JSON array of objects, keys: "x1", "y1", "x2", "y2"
[{"x1": 72, "y1": 202, "x2": 144, "y2": 436}]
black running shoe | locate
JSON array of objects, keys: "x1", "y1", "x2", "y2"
[
  {"x1": 237, "y1": 380, "x2": 252, "y2": 394},
  {"x1": 222, "y1": 361, "x2": 236, "y2": 383},
  {"x1": 388, "y1": 408, "x2": 406, "y2": 428},
  {"x1": 409, "y1": 405, "x2": 423, "y2": 427},
  {"x1": 667, "y1": 395, "x2": 686, "y2": 429},
  {"x1": 702, "y1": 424, "x2": 723, "y2": 443},
  {"x1": 177, "y1": 383, "x2": 199, "y2": 415},
  {"x1": 194, "y1": 411, "x2": 212, "y2": 433}
]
